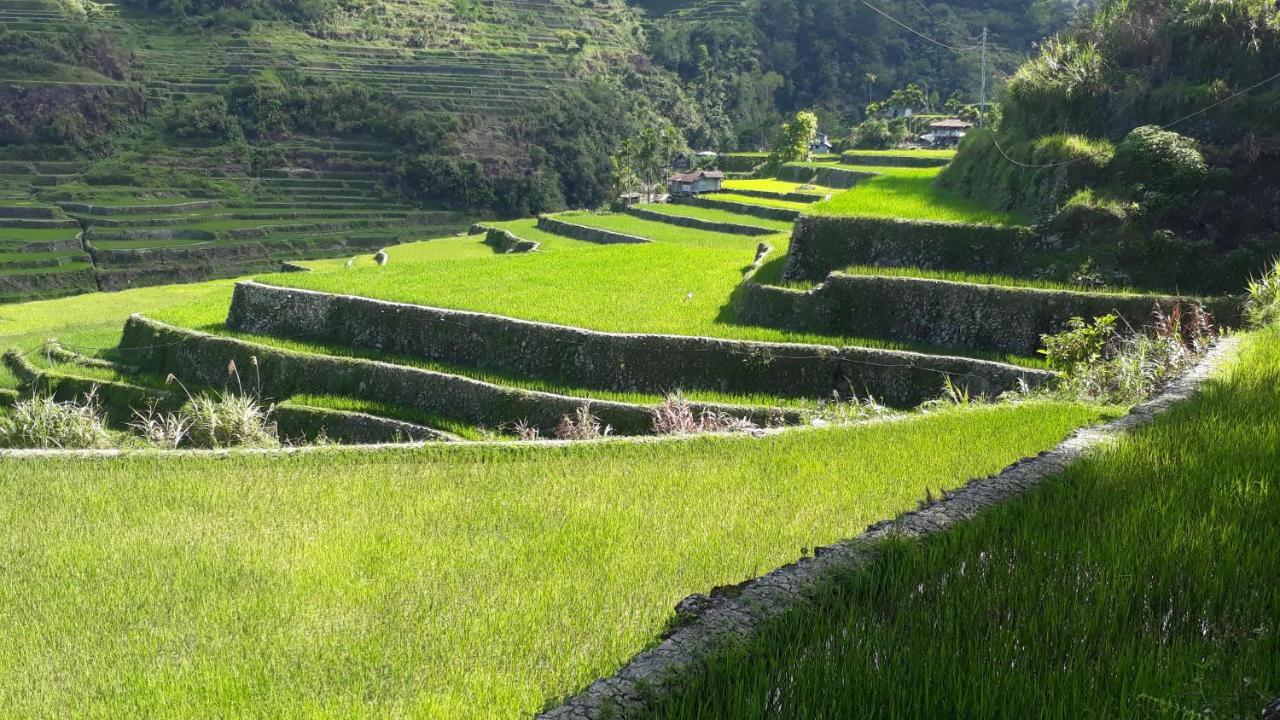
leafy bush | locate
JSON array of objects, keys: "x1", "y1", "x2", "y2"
[
  {"x1": 164, "y1": 95, "x2": 241, "y2": 141},
  {"x1": 847, "y1": 119, "x2": 898, "y2": 150},
  {"x1": 0, "y1": 390, "x2": 112, "y2": 449},
  {"x1": 1109, "y1": 125, "x2": 1208, "y2": 197},
  {"x1": 1040, "y1": 304, "x2": 1217, "y2": 404},
  {"x1": 1245, "y1": 258, "x2": 1280, "y2": 328}
]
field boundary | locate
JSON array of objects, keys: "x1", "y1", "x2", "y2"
[
  {"x1": 229, "y1": 281, "x2": 1054, "y2": 405},
  {"x1": 536, "y1": 214, "x2": 651, "y2": 244},
  {"x1": 672, "y1": 195, "x2": 801, "y2": 222},
  {"x1": 538, "y1": 337, "x2": 1239, "y2": 720}
]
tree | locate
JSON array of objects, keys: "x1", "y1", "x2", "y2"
[
  {"x1": 865, "y1": 72, "x2": 878, "y2": 107},
  {"x1": 764, "y1": 110, "x2": 818, "y2": 172}
]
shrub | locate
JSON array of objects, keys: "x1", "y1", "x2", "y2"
[
  {"x1": 164, "y1": 95, "x2": 241, "y2": 141},
  {"x1": 1109, "y1": 125, "x2": 1208, "y2": 198},
  {"x1": 0, "y1": 389, "x2": 112, "y2": 449},
  {"x1": 847, "y1": 119, "x2": 897, "y2": 150},
  {"x1": 182, "y1": 392, "x2": 278, "y2": 449},
  {"x1": 1040, "y1": 304, "x2": 1217, "y2": 404}
]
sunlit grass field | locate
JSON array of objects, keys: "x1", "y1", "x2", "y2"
[
  {"x1": 647, "y1": 329, "x2": 1278, "y2": 719},
  {"x1": 808, "y1": 166, "x2": 1024, "y2": 225},
  {"x1": 0, "y1": 402, "x2": 1107, "y2": 719}
]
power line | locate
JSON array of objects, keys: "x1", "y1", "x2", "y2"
[{"x1": 857, "y1": 0, "x2": 978, "y2": 54}]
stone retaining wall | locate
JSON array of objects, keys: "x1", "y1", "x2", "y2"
[
  {"x1": 782, "y1": 214, "x2": 1037, "y2": 282},
  {"x1": 539, "y1": 338, "x2": 1236, "y2": 719},
  {"x1": 673, "y1": 196, "x2": 801, "y2": 222},
  {"x1": 118, "y1": 315, "x2": 797, "y2": 435},
  {"x1": 536, "y1": 215, "x2": 650, "y2": 244},
  {"x1": 776, "y1": 164, "x2": 877, "y2": 189},
  {"x1": 228, "y1": 281, "x2": 1054, "y2": 406},
  {"x1": 738, "y1": 273, "x2": 1242, "y2": 355},
  {"x1": 721, "y1": 188, "x2": 824, "y2": 204},
  {"x1": 0, "y1": 217, "x2": 80, "y2": 229},
  {"x1": 273, "y1": 403, "x2": 460, "y2": 444},
  {"x1": 622, "y1": 206, "x2": 776, "y2": 236},
  {"x1": 839, "y1": 152, "x2": 950, "y2": 168},
  {"x1": 57, "y1": 200, "x2": 220, "y2": 216}
]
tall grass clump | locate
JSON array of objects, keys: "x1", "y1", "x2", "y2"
[
  {"x1": 1039, "y1": 303, "x2": 1217, "y2": 403},
  {"x1": 554, "y1": 405, "x2": 611, "y2": 440},
  {"x1": 0, "y1": 389, "x2": 112, "y2": 449},
  {"x1": 650, "y1": 392, "x2": 758, "y2": 435},
  {"x1": 1245, "y1": 258, "x2": 1280, "y2": 328}
]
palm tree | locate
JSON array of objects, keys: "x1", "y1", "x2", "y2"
[{"x1": 865, "y1": 72, "x2": 878, "y2": 107}]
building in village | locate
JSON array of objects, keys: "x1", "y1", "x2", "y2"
[
  {"x1": 924, "y1": 118, "x2": 973, "y2": 147},
  {"x1": 667, "y1": 169, "x2": 724, "y2": 196}
]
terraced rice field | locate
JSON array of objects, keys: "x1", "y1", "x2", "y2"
[{"x1": 800, "y1": 165, "x2": 1021, "y2": 225}]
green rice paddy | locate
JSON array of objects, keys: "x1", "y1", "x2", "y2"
[
  {"x1": 808, "y1": 166, "x2": 1024, "y2": 225},
  {"x1": 0, "y1": 402, "x2": 1107, "y2": 719}
]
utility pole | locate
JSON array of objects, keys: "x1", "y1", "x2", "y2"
[{"x1": 979, "y1": 26, "x2": 988, "y2": 128}]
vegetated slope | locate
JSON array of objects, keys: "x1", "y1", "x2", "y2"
[
  {"x1": 939, "y1": 0, "x2": 1280, "y2": 293},
  {"x1": 646, "y1": 325, "x2": 1280, "y2": 720}
]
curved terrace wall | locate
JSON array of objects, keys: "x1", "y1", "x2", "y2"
[
  {"x1": 227, "y1": 281, "x2": 1054, "y2": 406},
  {"x1": 839, "y1": 152, "x2": 950, "y2": 168},
  {"x1": 673, "y1": 196, "x2": 800, "y2": 222},
  {"x1": 738, "y1": 273, "x2": 1240, "y2": 356},
  {"x1": 781, "y1": 214, "x2": 1037, "y2": 282},
  {"x1": 622, "y1": 206, "x2": 776, "y2": 236},
  {"x1": 536, "y1": 215, "x2": 650, "y2": 244},
  {"x1": 118, "y1": 315, "x2": 796, "y2": 435}
]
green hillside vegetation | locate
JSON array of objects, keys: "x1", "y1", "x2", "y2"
[{"x1": 939, "y1": 0, "x2": 1280, "y2": 293}]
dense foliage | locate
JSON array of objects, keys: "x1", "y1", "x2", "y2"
[
  {"x1": 645, "y1": 0, "x2": 1085, "y2": 147},
  {"x1": 940, "y1": 0, "x2": 1280, "y2": 292}
]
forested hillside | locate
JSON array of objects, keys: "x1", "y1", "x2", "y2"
[
  {"x1": 940, "y1": 0, "x2": 1280, "y2": 292},
  {"x1": 0, "y1": 0, "x2": 1081, "y2": 301}
]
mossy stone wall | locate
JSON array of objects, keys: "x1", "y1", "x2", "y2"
[
  {"x1": 737, "y1": 273, "x2": 1239, "y2": 355},
  {"x1": 536, "y1": 215, "x2": 650, "y2": 244},
  {"x1": 119, "y1": 315, "x2": 796, "y2": 434},
  {"x1": 227, "y1": 281, "x2": 1054, "y2": 406}
]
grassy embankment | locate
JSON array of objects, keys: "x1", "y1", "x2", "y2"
[
  {"x1": 648, "y1": 328, "x2": 1280, "y2": 719},
  {"x1": 0, "y1": 402, "x2": 1109, "y2": 719}
]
